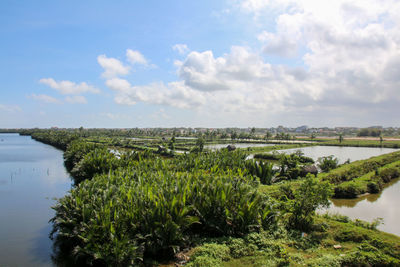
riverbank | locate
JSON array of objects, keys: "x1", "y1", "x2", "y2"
[{"x1": 165, "y1": 214, "x2": 400, "y2": 267}]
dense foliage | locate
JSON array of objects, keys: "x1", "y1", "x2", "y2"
[
  {"x1": 51, "y1": 169, "x2": 277, "y2": 265},
  {"x1": 317, "y1": 155, "x2": 339, "y2": 172}
]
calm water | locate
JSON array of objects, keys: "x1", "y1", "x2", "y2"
[
  {"x1": 205, "y1": 143, "x2": 274, "y2": 150},
  {"x1": 0, "y1": 133, "x2": 71, "y2": 266},
  {"x1": 277, "y1": 146, "x2": 399, "y2": 164},
  {"x1": 325, "y1": 179, "x2": 400, "y2": 236}
]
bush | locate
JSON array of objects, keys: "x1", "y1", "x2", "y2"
[
  {"x1": 189, "y1": 243, "x2": 231, "y2": 262},
  {"x1": 64, "y1": 140, "x2": 102, "y2": 171},
  {"x1": 186, "y1": 255, "x2": 222, "y2": 267},
  {"x1": 376, "y1": 167, "x2": 400, "y2": 183},
  {"x1": 228, "y1": 238, "x2": 257, "y2": 258},
  {"x1": 245, "y1": 160, "x2": 276, "y2": 185},
  {"x1": 317, "y1": 155, "x2": 339, "y2": 173},
  {"x1": 70, "y1": 148, "x2": 120, "y2": 184},
  {"x1": 367, "y1": 181, "x2": 381, "y2": 193},
  {"x1": 334, "y1": 228, "x2": 370, "y2": 243},
  {"x1": 334, "y1": 181, "x2": 364, "y2": 198},
  {"x1": 286, "y1": 175, "x2": 333, "y2": 231}
]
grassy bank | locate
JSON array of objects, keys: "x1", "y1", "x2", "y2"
[
  {"x1": 304, "y1": 138, "x2": 400, "y2": 149},
  {"x1": 183, "y1": 214, "x2": 400, "y2": 267}
]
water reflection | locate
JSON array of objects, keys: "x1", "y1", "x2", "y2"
[
  {"x1": 325, "y1": 179, "x2": 400, "y2": 236},
  {"x1": 0, "y1": 133, "x2": 72, "y2": 266},
  {"x1": 205, "y1": 143, "x2": 274, "y2": 150},
  {"x1": 277, "y1": 146, "x2": 399, "y2": 164}
]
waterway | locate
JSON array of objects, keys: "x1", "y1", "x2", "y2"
[{"x1": 0, "y1": 133, "x2": 71, "y2": 266}]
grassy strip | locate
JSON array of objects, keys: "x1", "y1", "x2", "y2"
[
  {"x1": 181, "y1": 215, "x2": 400, "y2": 267},
  {"x1": 334, "y1": 161, "x2": 400, "y2": 198},
  {"x1": 319, "y1": 151, "x2": 400, "y2": 184},
  {"x1": 239, "y1": 143, "x2": 312, "y2": 154},
  {"x1": 259, "y1": 151, "x2": 400, "y2": 199},
  {"x1": 304, "y1": 138, "x2": 400, "y2": 148}
]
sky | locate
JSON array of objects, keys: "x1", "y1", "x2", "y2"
[{"x1": 1, "y1": 0, "x2": 399, "y2": 128}]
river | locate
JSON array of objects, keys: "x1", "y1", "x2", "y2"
[{"x1": 0, "y1": 133, "x2": 71, "y2": 266}]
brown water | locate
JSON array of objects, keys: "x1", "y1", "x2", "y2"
[{"x1": 324, "y1": 179, "x2": 400, "y2": 236}]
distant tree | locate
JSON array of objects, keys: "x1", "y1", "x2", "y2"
[
  {"x1": 196, "y1": 137, "x2": 205, "y2": 152},
  {"x1": 338, "y1": 133, "x2": 344, "y2": 144},
  {"x1": 250, "y1": 127, "x2": 256, "y2": 137},
  {"x1": 317, "y1": 156, "x2": 339, "y2": 172},
  {"x1": 168, "y1": 136, "x2": 176, "y2": 152},
  {"x1": 380, "y1": 135, "x2": 383, "y2": 146},
  {"x1": 264, "y1": 131, "x2": 272, "y2": 140},
  {"x1": 231, "y1": 131, "x2": 238, "y2": 140},
  {"x1": 311, "y1": 133, "x2": 316, "y2": 140},
  {"x1": 357, "y1": 128, "x2": 382, "y2": 137}
]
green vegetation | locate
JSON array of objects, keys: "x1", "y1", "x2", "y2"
[
  {"x1": 358, "y1": 128, "x2": 382, "y2": 137},
  {"x1": 319, "y1": 151, "x2": 400, "y2": 198},
  {"x1": 13, "y1": 128, "x2": 400, "y2": 266},
  {"x1": 310, "y1": 138, "x2": 400, "y2": 149},
  {"x1": 318, "y1": 156, "x2": 339, "y2": 173},
  {"x1": 184, "y1": 214, "x2": 400, "y2": 267}
]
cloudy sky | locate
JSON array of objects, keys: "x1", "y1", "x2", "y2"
[{"x1": 1, "y1": 0, "x2": 399, "y2": 128}]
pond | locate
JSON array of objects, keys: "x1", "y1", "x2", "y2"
[
  {"x1": 323, "y1": 179, "x2": 400, "y2": 236},
  {"x1": 276, "y1": 146, "x2": 399, "y2": 164},
  {"x1": 205, "y1": 143, "x2": 275, "y2": 150},
  {"x1": 0, "y1": 133, "x2": 71, "y2": 266}
]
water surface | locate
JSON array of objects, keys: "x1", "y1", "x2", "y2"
[
  {"x1": 324, "y1": 179, "x2": 400, "y2": 236},
  {"x1": 0, "y1": 133, "x2": 71, "y2": 266},
  {"x1": 277, "y1": 146, "x2": 398, "y2": 164},
  {"x1": 205, "y1": 143, "x2": 274, "y2": 150}
]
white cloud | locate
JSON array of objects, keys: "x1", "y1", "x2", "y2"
[
  {"x1": 100, "y1": 112, "x2": 127, "y2": 120},
  {"x1": 39, "y1": 78, "x2": 100, "y2": 95},
  {"x1": 105, "y1": 0, "x2": 400, "y2": 126},
  {"x1": 65, "y1": 95, "x2": 87, "y2": 104},
  {"x1": 0, "y1": 104, "x2": 21, "y2": 112},
  {"x1": 28, "y1": 94, "x2": 61, "y2": 104},
  {"x1": 97, "y1": 54, "x2": 130, "y2": 78},
  {"x1": 106, "y1": 78, "x2": 206, "y2": 109},
  {"x1": 172, "y1": 44, "x2": 190, "y2": 55},
  {"x1": 234, "y1": 0, "x2": 400, "y2": 109},
  {"x1": 150, "y1": 108, "x2": 171, "y2": 120},
  {"x1": 126, "y1": 49, "x2": 148, "y2": 65}
]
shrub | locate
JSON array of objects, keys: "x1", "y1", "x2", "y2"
[
  {"x1": 228, "y1": 238, "x2": 257, "y2": 258},
  {"x1": 286, "y1": 175, "x2": 333, "y2": 231},
  {"x1": 186, "y1": 255, "x2": 222, "y2": 267},
  {"x1": 245, "y1": 160, "x2": 276, "y2": 185},
  {"x1": 376, "y1": 167, "x2": 400, "y2": 183},
  {"x1": 189, "y1": 243, "x2": 231, "y2": 262},
  {"x1": 317, "y1": 155, "x2": 339, "y2": 173},
  {"x1": 367, "y1": 181, "x2": 381, "y2": 193}
]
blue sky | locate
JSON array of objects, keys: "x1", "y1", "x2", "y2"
[{"x1": 1, "y1": 0, "x2": 399, "y2": 128}]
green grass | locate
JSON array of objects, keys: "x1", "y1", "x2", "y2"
[
  {"x1": 259, "y1": 151, "x2": 400, "y2": 199},
  {"x1": 181, "y1": 215, "x2": 400, "y2": 267},
  {"x1": 307, "y1": 138, "x2": 400, "y2": 148}
]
